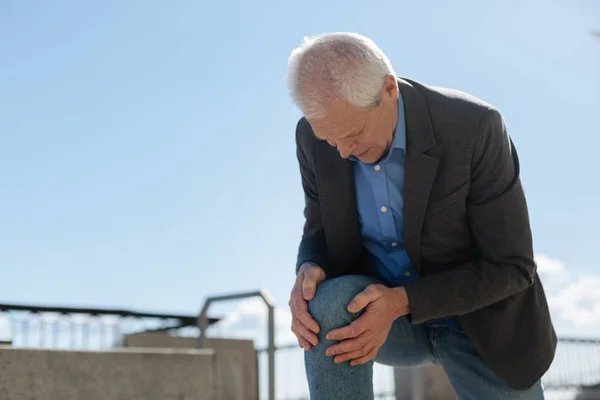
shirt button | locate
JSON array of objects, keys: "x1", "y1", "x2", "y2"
[
  {"x1": 374, "y1": 165, "x2": 381, "y2": 171},
  {"x1": 391, "y1": 242, "x2": 398, "y2": 247},
  {"x1": 405, "y1": 271, "x2": 412, "y2": 277},
  {"x1": 380, "y1": 206, "x2": 388, "y2": 213}
]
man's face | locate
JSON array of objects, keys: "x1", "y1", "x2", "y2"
[{"x1": 307, "y1": 77, "x2": 399, "y2": 164}]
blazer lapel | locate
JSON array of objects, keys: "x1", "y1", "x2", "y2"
[{"x1": 399, "y1": 78, "x2": 439, "y2": 272}]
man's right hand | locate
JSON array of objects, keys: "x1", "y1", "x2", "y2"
[{"x1": 289, "y1": 262, "x2": 326, "y2": 351}]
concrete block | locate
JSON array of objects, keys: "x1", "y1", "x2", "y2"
[
  {"x1": 206, "y1": 338, "x2": 258, "y2": 400},
  {"x1": 0, "y1": 347, "x2": 216, "y2": 400},
  {"x1": 124, "y1": 332, "x2": 258, "y2": 400}
]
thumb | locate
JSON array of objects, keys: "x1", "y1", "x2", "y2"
[
  {"x1": 302, "y1": 271, "x2": 318, "y2": 301},
  {"x1": 348, "y1": 284, "x2": 381, "y2": 313}
]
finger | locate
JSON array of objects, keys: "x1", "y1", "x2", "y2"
[
  {"x1": 347, "y1": 284, "x2": 381, "y2": 313},
  {"x1": 326, "y1": 332, "x2": 370, "y2": 356},
  {"x1": 291, "y1": 287, "x2": 320, "y2": 334},
  {"x1": 292, "y1": 318, "x2": 319, "y2": 346},
  {"x1": 295, "y1": 306, "x2": 320, "y2": 334},
  {"x1": 296, "y1": 336, "x2": 312, "y2": 351},
  {"x1": 291, "y1": 274, "x2": 305, "y2": 301},
  {"x1": 334, "y1": 345, "x2": 374, "y2": 364},
  {"x1": 350, "y1": 346, "x2": 378, "y2": 366},
  {"x1": 302, "y1": 271, "x2": 318, "y2": 301},
  {"x1": 326, "y1": 318, "x2": 367, "y2": 341}
]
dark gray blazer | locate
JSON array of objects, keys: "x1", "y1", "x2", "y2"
[{"x1": 295, "y1": 78, "x2": 557, "y2": 390}]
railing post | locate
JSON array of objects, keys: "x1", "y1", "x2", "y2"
[
  {"x1": 198, "y1": 290, "x2": 276, "y2": 400},
  {"x1": 267, "y1": 302, "x2": 275, "y2": 400}
]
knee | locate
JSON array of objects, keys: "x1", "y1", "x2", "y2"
[{"x1": 308, "y1": 275, "x2": 376, "y2": 331}]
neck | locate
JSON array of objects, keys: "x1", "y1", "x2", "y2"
[{"x1": 386, "y1": 99, "x2": 399, "y2": 148}]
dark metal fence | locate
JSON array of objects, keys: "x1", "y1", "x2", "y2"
[
  {"x1": 0, "y1": 303, "x2": 210, "y2": 350},
  {"x1": 542, "y1": 337, "x2": 600, "y2": 390}
]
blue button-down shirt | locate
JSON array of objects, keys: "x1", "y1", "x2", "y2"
[
  {"x1": 351, "y1": 94, "x2": 414, "y2": 286},
  {"x1": 350, "y1": 93, "x2": 458, "y2": 327}
]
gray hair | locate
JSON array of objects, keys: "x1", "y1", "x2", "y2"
[{"x1": 287, "y1": 32, "x2": 396, "y2": 119}]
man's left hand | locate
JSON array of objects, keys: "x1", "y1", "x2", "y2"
[{"x1": 325, "y1": 284, "x2": 410, "y2": 366}]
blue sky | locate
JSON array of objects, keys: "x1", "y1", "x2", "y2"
[{"x1": 1, "y1": 0, "x2": 599, "y2": 341}]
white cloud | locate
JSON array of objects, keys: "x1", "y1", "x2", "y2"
[
  {"x1": 548, "y1": 275, "x2": 600, "y2": 327},
  {"x1": 536, "y1": 254, "x2": 600, "y2": 329},
  {"x1": 207, "y1": 297, "x2": 296, "y2": 347},
  {"x1": 535, "y1": 254, "x2": 568, "y2": 293},
  {"x1": 536, "y1": 254, "x2": 567, "y2": 276}
]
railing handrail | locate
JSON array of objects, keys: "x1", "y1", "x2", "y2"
[
  {"x1": 0, "y1": 303, "x2": 219, "y2": 325},
  {"x1": 556, "y1": 336, "x2": 600, "y2": 344}
]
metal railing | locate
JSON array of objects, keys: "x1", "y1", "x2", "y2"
[
  {"x1": 0, "y1": 303, "x2": 209, "y2": 350},
  {"x1": 543, "y1": 337, "x2": 600, "y2": 390},
  {"x1": 198, "y1": 290, "x2": 276, "y2": 400}
]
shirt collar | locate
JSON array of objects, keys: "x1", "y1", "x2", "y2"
[{"x1": 380, "y1": 93, "x2": 406, "y2": 162}]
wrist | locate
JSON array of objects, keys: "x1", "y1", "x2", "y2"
[
  {"x1": 298, "y1": 262, "x2": 326, "y2": 280},
  {"x1": 299, "y1": 261, "x2": 317, "y2": 269},
  {"x1": 390, "y1": 286, "x2": 410, "y2": 319},
  {"x1": 298, "y1": 261, "x2": 318, "y2": 275}
]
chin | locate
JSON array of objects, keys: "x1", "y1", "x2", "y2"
[{"x1": 358, "y1": 149, "x2": 383, "y2": 164}]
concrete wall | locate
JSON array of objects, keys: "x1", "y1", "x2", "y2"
[
  {"x1": 0, "y1": 347, "x2": 217, "y2": 400},
  {"x1": 124, "y1": 332, "x2": 259, "y2": 400}
]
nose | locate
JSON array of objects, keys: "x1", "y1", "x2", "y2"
[{"x1": 337, "y1": 142, "x2": 356, "y2": 159}]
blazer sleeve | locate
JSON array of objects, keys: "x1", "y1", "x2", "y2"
[
  {"x1": 295, "y1": 118, "x2": 330, "y2": 275},
  {"x1": 403, "y1": 108, "x2": 537, "y2": 323}
]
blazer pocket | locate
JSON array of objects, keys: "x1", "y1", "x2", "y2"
[{"x1": 428, "y1": 181, "x2": 470, "y2": 215}]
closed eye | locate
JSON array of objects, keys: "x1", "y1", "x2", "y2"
[
  {"x1": 340, "y1": 130, "x2": 362, "y2": 140},
  {"x1": 350, "y1": 128, "x2": 365, "y2": 138}
]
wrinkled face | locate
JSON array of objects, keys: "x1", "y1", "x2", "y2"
[{"x1": 307, "y1": 76, "x2": 399, "y2": 164}]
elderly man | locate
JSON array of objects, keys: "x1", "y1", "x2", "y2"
[{"x1": 286, "y1": 32, "x2": 556, "y2": 400}]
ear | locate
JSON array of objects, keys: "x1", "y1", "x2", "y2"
[{"x1": 382, "y1": 74, "x2": 398, "y2": 100}]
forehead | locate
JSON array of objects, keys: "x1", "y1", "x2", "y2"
[{"x1": 308, "y1": 101, "x2": 367, "y2": 140}]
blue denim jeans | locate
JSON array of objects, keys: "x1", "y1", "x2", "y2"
[{"x1": 304, "y1": 275, "x2": 545, "y2": 400}]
